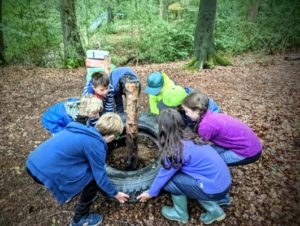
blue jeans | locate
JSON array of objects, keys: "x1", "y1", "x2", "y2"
[
  {"x1": 211, "y1": 145, "x2": 261, "y2": 166},
  {"x1": 163, "y1": 172, "x2": 229, "y2": 201}
]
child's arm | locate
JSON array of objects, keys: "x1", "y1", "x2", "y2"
[
  {"x1": 137, "y1": 191, "x2": 151, "y2": 202},
  {"x1": 208, "y1": 97, "x2": 221, "y2": 113},
  {"x1": 103, "y1": 85, "x2": 115, "y2": 112},
  {"x1": 137, "y1": 166, "x2": 178, "y2": 203},
  {"x1": 198, "y1": 123, "x2": 216, "y2": 141},
  {"x1": 114, "y1": 192, "x2": 129, "y2": 203},
  {"x1": 148, "y1": 165, "x2": 178, "y2": 197},
  {"x1": 82, "y1": 81, "x2": 94, "y2": 96},
  {"x1": 149, "y1": 95, "x2": 159, "y2": 115},
  {"x1": 86, "y1": 141, "x2": 118, "y2": 197}
]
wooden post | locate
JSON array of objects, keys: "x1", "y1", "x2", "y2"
[{"x1": 125, "y1": 80, "x2": 139, "y2": 170}]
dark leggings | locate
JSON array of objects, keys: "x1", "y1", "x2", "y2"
[
  {"x1": 73, "y1": 180, "x2": 99, "y2": 222},
  {"x1": 27, "y1": 168, "x2": 99, "y2": 223}
]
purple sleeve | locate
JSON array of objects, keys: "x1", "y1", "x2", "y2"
[
  {"x1": 197, "y1": 122, "x2": 214, "y2": 141},
  {"x1": 148, "y1": 166, "x2": 178, "y2": 197}
]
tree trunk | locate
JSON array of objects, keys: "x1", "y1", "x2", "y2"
[
  {"x1": 194, "y1": 0, "x2": 217, "y2": 70},
  {"x1": 160, "y1": 0, "x2": 169, "y2": 20},
  {"x1": 125, "y1": 80, "x2": 139, "y2": 170},
  {"x1": 107, "y1": 6, "x2": 114, "y2": 24},
  {"x1": 0, "y1": 0, "x2": 5, "y2": 65},
  {"x1": 185, "y1": 0, "x2": 230, "y2": 70},
  {"x1": 132, "y1": 0, "x2": 138, "y2": 11},
  {"x1": 59, "y1": 0, "x2": 84, "y2": 66},
  {"x1": 247, "y1": 1, "x2": 260, "y2": 22}
]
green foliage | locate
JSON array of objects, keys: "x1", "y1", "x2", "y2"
[
  {"x1": 138, "y1": 21, "x2": 194, "y2": 63},
  {"x1": 215, "y1": 0, "x2": 300, "y2": 53},
  {"x1": 2, "y1": 0, "x2": 299, "y2": 67},
  {"x1": 3, "y1": 0, "x2": 63, "y2": 66},
  {"x1": 64, "y1": 58, "x2": 84, "y2": 69}
]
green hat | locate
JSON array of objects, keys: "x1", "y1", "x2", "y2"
[{"x1": 158, "y1": 86, "x2": 188, "y2": 111}]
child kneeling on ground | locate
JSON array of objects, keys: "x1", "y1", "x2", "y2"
[
  {"x1": 41, "y1": 94, "x2": 103, "y2": 135},
  {"x1": 26, "y1": 113, "x2": 129, "y2": 226},
  {"x1": 137, "y1": 109, "x2": 231, "y2": 225},
  {"x1": 182, "y1": 92, "x2": 263, "y2": 166}
]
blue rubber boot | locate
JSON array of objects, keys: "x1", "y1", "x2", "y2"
[
  {"x1": 216, "y1": 193, "x2": 231, "y2": 206},
  {"x1": 70, "y1": 213, "x2": 103, "y2": 226},
  {"x1": 161, "y1": 195, "x2": 189, "y2": 224},
  {"x1": 198, "y1": 201, "x2": 226, "y2": 224}
]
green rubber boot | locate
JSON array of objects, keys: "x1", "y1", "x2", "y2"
[
  {"x1": 198, "y1": 200, "x2": 226, "y2": 224},
  {"x1": 161, "y1": 195, "x2": 189, "y2": 224}
]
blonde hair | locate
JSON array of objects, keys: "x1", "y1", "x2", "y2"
[
  {"x1": 78, "y1": 95, "x2": 103, "y2": 116},
  {"x1": 96, "y1": 113, "x2": 123, "y2": 136}
]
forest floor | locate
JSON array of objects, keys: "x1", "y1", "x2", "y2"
[{"x1": 0, "y1": 52, "x2": 299, "y2": 226}]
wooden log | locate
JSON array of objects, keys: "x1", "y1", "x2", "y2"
[{"x1": 125, "y1": 80, "x2": 139, "y2": 170}]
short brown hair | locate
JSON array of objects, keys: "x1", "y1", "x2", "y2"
[
  {"x1": 96, "y1": 113, "x2": 123, "y2": 136},
  {"x1": 91, "y1": 72, "x2": 109, "y2": 88}
]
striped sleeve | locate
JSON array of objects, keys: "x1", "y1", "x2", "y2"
[
  {"x1": 103, "y1": 84, "x2": 115, "y2": 112},
  {"x1": 82, "y1": 81, "x2": 93, "y2": 96}
]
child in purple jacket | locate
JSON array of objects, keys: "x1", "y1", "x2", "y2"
[
  {"x1": 137, "y1": 109, "x2": 231, "y2": 225},
  {"x1": 182, "y1": 92, "x2": 262, "y2": 166}
]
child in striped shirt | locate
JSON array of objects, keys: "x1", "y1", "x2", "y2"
[{"x1": 82, "y1": 72, "x2": 114, "y2": 113}]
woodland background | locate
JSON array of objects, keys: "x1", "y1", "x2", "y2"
[{"x1": 0, "y1": 0, "x2": 299, "y2": 225}]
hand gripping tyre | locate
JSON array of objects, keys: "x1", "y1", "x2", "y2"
[{"x1": 106, "y1": 112, "x2": 160, "y2": 202}]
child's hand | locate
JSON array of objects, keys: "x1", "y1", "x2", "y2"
[
  {"x1": 114, "y1": 192, "x2": 129, "y2": 203},
  {"x1": 137, "y1": 191, "x2": 152, "y2": 202}
]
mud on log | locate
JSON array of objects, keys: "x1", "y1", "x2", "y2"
[{"x1": 125, "y1": 80, "x2": 140, "y2": 170}]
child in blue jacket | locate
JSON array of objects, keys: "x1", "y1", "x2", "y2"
[
  {"x1": 26, "y1": 113, "x2": 129, "y2": 226},
  {"x1": 137, "y1": 109, "x2": 231, "y2": 225},
  {"x1": 109, "y1": 67, "x2": 141, "y2": 113},
  {"x1": 41, "y1": 95, "x2": 103, "y2": 135}
]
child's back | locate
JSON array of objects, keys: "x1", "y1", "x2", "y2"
[
  {"x1": 198, "y1": 111, "x2": 262, "y2": 157},
  {"x1": 42, "y1": 98, "x2": 79, "y2": 134}
]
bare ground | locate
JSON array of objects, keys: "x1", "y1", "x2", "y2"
[{"x1": 0, "y1": 52, "x2": 299, "y2": 226}]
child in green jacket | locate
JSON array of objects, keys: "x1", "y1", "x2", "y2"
[{"x1": 144, "y1": 71, "x2": 175, "y2": 115}]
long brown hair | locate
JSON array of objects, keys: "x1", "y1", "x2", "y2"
[
  {"x1": 182, "y1": 92, "x2": 209, "y2": 130},
  {"x1": 158, "y1": 109, "x2": 203, "y2": 169}
]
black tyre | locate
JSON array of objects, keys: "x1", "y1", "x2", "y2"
[{"x1": 106, "y1": 112, "x2": 160, "y2": 202}]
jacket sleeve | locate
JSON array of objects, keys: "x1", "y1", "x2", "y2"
[
  {"x1": 85, "y1": 140, "x2": 118, "y2": 197},
  {"x1": 197, "y1": 122, "x2": 216, "y2": 141},
  {"x1": 82, "y1": 81, "x2": 94, "y2": 96},
  {"x1": 208, "y1": 98, "x2": 221, "y2": 113},
  {"x1": 149, "y1": 95, "x2": 159, "y2": 115},
  {"x1": 148, "y1": 166, "x2": 178, "y2": 197},
  {"x1": 103, "y1": 85, "x2": 115, "y2": 112}
]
